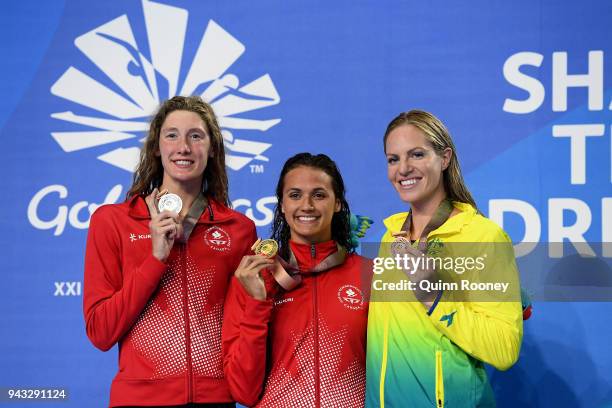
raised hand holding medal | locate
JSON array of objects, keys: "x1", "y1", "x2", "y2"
[
  {"x1": 390, "y1": 200, "x2": 454, "y2": 306},
  {"x1": 391, "y1": 231, "x2": 438, "y2": 304},
  {"x1": 233, "y1": 238, "x2": 277, "y2": 301},
  {"x1": 145, "y1": 188, "x2": 184, "y2": 262}
]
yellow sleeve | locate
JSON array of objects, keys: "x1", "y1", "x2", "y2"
[{"x1": 427, "y1": 232, "x2": 523, "y2": 371}]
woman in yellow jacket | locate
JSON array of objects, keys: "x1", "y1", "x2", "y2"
[{"x1": 366, "y1": 110, "x2": 523, "y2": 407}]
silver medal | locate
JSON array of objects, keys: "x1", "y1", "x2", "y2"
[{"x1": 158, "y1": 193, "x2": 183, "y2": 213}]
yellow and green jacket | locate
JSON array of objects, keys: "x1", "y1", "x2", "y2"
[{"x1": 366, "y1": 202, "x2": 523, "y2": 407}]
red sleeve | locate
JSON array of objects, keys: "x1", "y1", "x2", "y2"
[
  {"x1": 222, "y1": 221, "x2": 274, "y2": 406},
  {"x1": 83, "y1": 207, "x2": 166, "y2": 351}
]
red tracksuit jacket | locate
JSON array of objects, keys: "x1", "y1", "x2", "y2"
[
  {"x1": 83, "y1": 195, "x2": 256, "y2": 407},
  {"x1": 222, "y1": 240, "x2": 370, "y2": 407}
]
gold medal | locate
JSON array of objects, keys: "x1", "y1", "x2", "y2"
[{"x1": 254, "y1": 239, "x2": 279, "y2": 258}]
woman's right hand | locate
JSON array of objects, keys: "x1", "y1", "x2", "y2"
[
  {"x1": 235, "y1": 255, "x2": 275, "y2": 301},
  {"x1": 146, "y1": 190, "x2": 183, "y2": 262},
  {"x1": 391, "y1": 242, "x2": 439, "y2": 307}
]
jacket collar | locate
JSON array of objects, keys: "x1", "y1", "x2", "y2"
[
  {"x1": 383, "y1": 201, "x2": 476, "y2": 238},
  {"x1": 126, "y1": 194, "x2": 236, "y2": 223},
  {"x1": 288, "y1": 240, "x2": 339, "y2": 273}
]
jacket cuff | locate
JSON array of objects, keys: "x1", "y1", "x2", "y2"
[
  {"x1": 243, "y1": 295, "x2": 273, "y2": 324},
  {"x1": 137, "y1": 254, "x2": 167, "y2": 289}
]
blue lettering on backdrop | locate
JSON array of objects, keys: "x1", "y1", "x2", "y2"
[{"x1": 1, "y1": 1, "x2": 610, "y2": 407}]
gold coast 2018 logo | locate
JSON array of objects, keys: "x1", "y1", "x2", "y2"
[{"x1": 50, "y1": 0, "x2": 281, "y2": 173}]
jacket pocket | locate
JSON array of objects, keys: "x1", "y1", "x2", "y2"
[{"x1": 436, "y1": 350, "x2": 444, "y2": 407}]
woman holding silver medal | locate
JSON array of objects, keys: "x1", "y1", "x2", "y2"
[
  {"x1": 365, "y1": 110, "x2": 524, "y2": 407},
  {"x1": 222, "y1": 153, "x2": 371, "y2": 407},
  {"x1": 84, "y1": 96, "x2": 256, "y2": 407}
]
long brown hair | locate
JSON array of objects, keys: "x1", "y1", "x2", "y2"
[
  {"x1": 127, "y1": 96, "x2": 230, "y2": 206},
  {"x1": 383, "y1": 110, "x2": 477, "y2": 209}
]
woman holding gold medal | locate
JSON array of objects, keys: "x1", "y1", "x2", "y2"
[
  {"x1": 222, "y1": 153, "x2": 371, "y2": 407},
  {"x1": 84, "y1": 96, "x2": 256, "y2": 407},
  {"x1": 365, "y1": 110, "x2": 524, "y2": 407}
]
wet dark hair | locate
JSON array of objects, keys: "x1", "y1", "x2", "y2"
[{"x1": 271, "y1": 153, "x2": 354, "y2": 259}]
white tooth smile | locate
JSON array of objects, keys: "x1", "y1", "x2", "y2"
[
  {"x1": 400, "y1": 179, "x2": 417, "y2": 186},
  {"x1": 175, "y1": 160, "x2": 193, "y2": 166},
  {"x1": 297, "y1": 216, "x2": 316, "y2": 221}
]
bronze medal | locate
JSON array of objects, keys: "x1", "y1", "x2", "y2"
[{"x1": 391, "y1": 236, "x2": 411, "y2": 255}]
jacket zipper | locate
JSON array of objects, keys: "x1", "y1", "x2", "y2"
[
  {"x1": 182, "y1": 243, "x2": 193, "y2": 402},
  {"x1": 435, "y1": 350, "x2": 444, "y2": 407},
  {"x1": 311, "y1": 243, "x2": 320, "y2": 408}
]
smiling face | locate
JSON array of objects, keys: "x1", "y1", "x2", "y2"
[
  {"x1": 157, "y1": 110, "x2": 211, "y2": 192},
  {"x1": 281, "y1": 165, "x2": 341, "y2": 245},
  {"x1": 385, "y1": 124, "x2": 451, "y2": 207}
]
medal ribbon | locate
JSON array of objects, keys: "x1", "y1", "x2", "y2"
[
  {"x1": 179, "y1": 192, "x2": 208, "y2": 242},
  {"x1": 271, "y1": 244, "x2": 347, "y2": 291},
  {"x1": 400, "y1": 199, "x2": 453, "y2": 253},
  {"x1": 152, "y1": 192, "x2": 208, "y2": 243}
]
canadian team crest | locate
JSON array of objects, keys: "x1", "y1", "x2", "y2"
[
  {"x1": 337, "y1": 285, "x2": 364, "y2": 310},
  {"x1": 204, "y1": 226, "x2": 231, "y2": 252},
  {"x1": 50, "y1": 0, "x2": 281, "y2": 173}
]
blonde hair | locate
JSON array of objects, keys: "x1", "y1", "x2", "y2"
[{"x1": 383, "y1": 109, "x2": 477, "y2": 209}]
